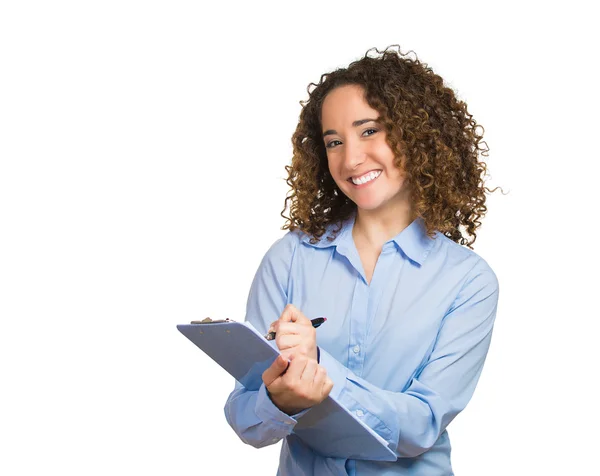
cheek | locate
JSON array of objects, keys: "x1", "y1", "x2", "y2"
[
  {"x1": 391, "y1": 169, "x2": 407, "y2": 185},
  {"x1": 384, "y1": 160, "x2": 407, "y2": 187},
  {"x1": 326, "y1": 156, "x2": 343, "y2": 181},
  {"x1": 379, "y1": 144, "x2": 397, "y2": 163}
]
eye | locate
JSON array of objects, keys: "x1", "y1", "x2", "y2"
[
  {"x1": 325, "y1": 139, "x2": 342, "y2": 149},
  {"x1": 363, "y1": 128, "x2": 378, "y2": 137}
]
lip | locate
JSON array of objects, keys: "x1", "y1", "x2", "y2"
[{"x1": 347, "y1": 169, "x2": 382, "y2": 187}]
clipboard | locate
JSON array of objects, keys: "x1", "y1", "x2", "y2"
[{"x1": 177, "y1": 320, "x2": 397, "y2": 461}]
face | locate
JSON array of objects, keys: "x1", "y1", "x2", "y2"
[{"x1": 321, "y1": 84, "x2": 410, "y2": 216}]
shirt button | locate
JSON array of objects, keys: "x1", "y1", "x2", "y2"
[
  {"x1": 355, "y1": 409, "x2": 364, "y2": 417},
  {"x1": 353, "y1": 345, "x2": 360, "y2": 354}
]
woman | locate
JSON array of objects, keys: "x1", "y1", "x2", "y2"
[{"x1": 224, "y1": 46, "x2": 499, "y2": 475}]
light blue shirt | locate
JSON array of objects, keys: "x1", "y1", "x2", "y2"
[{"x1": 224, "y1": 216, "x2": 499, "y2": 475}]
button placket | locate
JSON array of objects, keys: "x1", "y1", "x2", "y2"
[{"x1": 348, "y1": 276, "x2": 369, "y2": 376}]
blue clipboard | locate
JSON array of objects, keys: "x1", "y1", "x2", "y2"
[{"x1": 177, "y1": 320, "x2": 397, "y2": 461}]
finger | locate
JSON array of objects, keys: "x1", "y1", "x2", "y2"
[
  {"x1": 313, "y1": 365, "x2": 327, "y2": 385},
  {"x1": 284, "y1": 354, "x2": 308, "y2": 381},
  {"x1": 279, "y1": 348, "x2": 294, "y2": 361},
  {"x1": 276, "y1": 321, "x2": 301, "y2": 336},
  {"x1": 276, "y1": 333, "x2": 302, "y2": 351},
  {"x1": 280, "y1": 304, "x2": 304, "y2": 324},
  {"x1": 262, "y1": 355, "x2": 289, "y2": 387},
  {"x1": 275, "y1": 323, "x2": 314, "y2": 350},
  {"x1": 300, "y1": 358, "x2": 318, "y2": 383},
  {"x1": 322, "y1": 377, "x2": 334, "y2": 397}
]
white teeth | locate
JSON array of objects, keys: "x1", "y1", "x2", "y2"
[{"x1": 351, "y1": 170, "x2": 381, "y2": 185}]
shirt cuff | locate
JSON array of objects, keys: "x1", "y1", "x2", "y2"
[
  {"x1": 318, "y1": 347, "x2": 347, "y2": 401},
  {"x1": 254, "y1": 383, "x2": 301, "y2": 436}
]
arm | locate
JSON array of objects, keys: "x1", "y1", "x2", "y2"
[
  {"x1": 224, "y1": 376, "x2": 301, "y2": 448},
  {"x1": 223, "y1": 233, "x2": 304, "y2": 447},
  {"x1": 316, "y1": 258, "x2": 499, "y2": 458}
]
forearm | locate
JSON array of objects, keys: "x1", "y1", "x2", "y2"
[
  {"x1": 317, "y1": 349, "x2": 433, "y2": 458},
  {"x1": 313, "y1": 342, "x2": 488, "y2": 459},
  {"x1": 305, "y1": 263, "x2": 499, "y2": 459},
  {"x1": 223, "y1": 382, "x2": 302, "y2": 448}
]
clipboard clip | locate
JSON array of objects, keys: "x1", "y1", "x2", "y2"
[{"x1": 190, "y1": 318, "x2": 233, "y2": 324}]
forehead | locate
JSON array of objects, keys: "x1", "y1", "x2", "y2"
[{"x1": 321, "y1": 84, "x2": 378, "y2": 127}]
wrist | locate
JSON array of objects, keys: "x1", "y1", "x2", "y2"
[{"x1": 268, "y1": 390, "x2": 305, "y2": 415}]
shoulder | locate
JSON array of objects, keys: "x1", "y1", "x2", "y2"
[
  {"x1": 435, "y1": 233, "x2": 499, "y2": 293},
  {"x1": 265, "y1": 230, "x2": 302, "y2": 255},
  {"x1": 258, "y1": 230, "x2": 303, "y2": 270}
]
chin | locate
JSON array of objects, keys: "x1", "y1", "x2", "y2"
[{"x1": 353, "y1": 198, "x2": 385, "y2": 211}]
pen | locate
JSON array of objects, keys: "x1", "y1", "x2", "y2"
[{"x1": 265, "y1": 317, "x2": 327, "y2": 340}]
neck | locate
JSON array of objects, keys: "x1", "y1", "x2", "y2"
[{"x1": 353, "y1": 201, "x2": 415, "y2": 249}]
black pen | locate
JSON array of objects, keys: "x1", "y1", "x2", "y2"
[{"x1": 265, "y1": 317, "x2": 327, "y2": 340}]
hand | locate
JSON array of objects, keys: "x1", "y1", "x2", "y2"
[
  {"x1": 269, "y1": 304, "x2": 318, "y2": 361},
  {"x1": 262, "y1": 354, "x2": 334, "y2": 415}
]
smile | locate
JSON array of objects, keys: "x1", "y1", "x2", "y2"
[{"x1": 349, "y1": 170, "x2": 381, "y2": 186}]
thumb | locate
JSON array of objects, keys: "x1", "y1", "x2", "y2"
[
  {"x1": 281, "y1": 304, "x2": 305, "y2": 324},
  {"x1": 262, "y1": 355, "x2": 289, "y2": 387}
]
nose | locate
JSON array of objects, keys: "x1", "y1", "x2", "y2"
[{"x1": 343, "y1": 137, "x2": 366, "y2": 170}]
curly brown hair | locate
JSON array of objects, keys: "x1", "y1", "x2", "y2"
[{"x1": 281, "y1": 46, "x2": 497, "y2": 248}]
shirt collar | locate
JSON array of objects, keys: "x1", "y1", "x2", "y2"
[
  {"x1": 299, "y1": 215, "x2": 354, "y2": 249},
  {"x1": 300, "y1": 215, "x2": 436, "y2": 266},
  {"x1": 392, "y1": 217, "x2": 436, "y2": 265}
]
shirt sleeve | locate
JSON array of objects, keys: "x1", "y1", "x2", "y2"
[
  {"x1": 317, "y1": 258, "x2": 499, "y2": 459},
  {"x1": 223, "y1": 232, "x2": 303, "y2": 448}
]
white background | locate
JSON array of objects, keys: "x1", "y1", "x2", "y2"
[{"x1": 1, "y1": 1, "x2": 598, "y2": 475}]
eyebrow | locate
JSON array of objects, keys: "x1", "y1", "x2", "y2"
[{"x1": 322, "y1": 118, "x2": 379, "y2": 138}]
